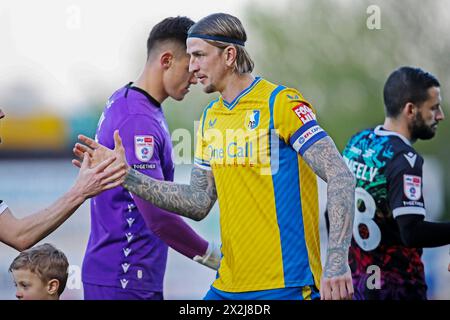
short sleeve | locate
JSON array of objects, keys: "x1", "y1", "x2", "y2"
[
  {"x1": 386, "y1": 151, "x2": 426, "y2": 218},
  {"x1": 273, "y1": 88, "x2": 328, "y2": 156}
]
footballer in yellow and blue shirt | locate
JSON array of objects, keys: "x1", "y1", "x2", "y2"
[{"x1": 195, "y1": 76, "x2": 328, "y2": 299}]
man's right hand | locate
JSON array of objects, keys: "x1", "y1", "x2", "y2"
[
  {"x1": 72, "y1": 130, "x2": 129, "y2": 171},
  {"x1": 71, "y1": 153, "x2": 127, "y2": 199},
  {"x1": 320, "y1": 264, "x2": 354, "y2": 300}
]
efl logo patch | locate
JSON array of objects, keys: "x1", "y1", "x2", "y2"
[
  {"x1": 403, "y1": 175, "x2": 422, "y2": 201},
  {"x1": 134, "y1": 135, "x2": 154, "y2": 162},
  {"x1": 293, "y1": 125, "x2": 324, "y2": 151},
  {"x1": 292, "y1": 103, "x2": 316, "y2": 124},
  {"x1": 245, "y1": 110, "x2": 260, "y2": 131}
]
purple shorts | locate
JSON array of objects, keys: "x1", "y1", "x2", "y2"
[{"x1": 83, "y1": 283, "x2": 163, "y2": 300}]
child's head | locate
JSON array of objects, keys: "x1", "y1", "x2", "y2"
[{"x1": 9, "y1": 243, "x2": 69, "y2": 300}]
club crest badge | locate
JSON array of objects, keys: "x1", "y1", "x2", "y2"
[{"x1": 245, "y1": 110, "x2": 260, "y2": 131}]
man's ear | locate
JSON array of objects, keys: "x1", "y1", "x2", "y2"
[
  {"x1": 223, "y1": 46, "x2": 237, "y2": 68},
  {"x1": 47, "y1": 279, "x2": 60, "y2": 297},
  {"x1": 403, "y1": 102, "x2": 417, "y2": 119},
  {"x1": 160, "y1": 51, "x2": 174, "y2": 69}
]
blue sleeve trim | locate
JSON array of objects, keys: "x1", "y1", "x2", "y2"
[
  {"x1": 289, "y1": 120, "x2": 319, "y2": 146},
  {"x1": 298, "y1": 131, "x2": 328, "y2": 156},
  {"x1": 194, "y1": 157, "x2": 210, "y2": 167}
]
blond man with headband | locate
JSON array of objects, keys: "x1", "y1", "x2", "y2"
[{"x1": 75, "y1": 13, "x2": 355, "y2": 300}]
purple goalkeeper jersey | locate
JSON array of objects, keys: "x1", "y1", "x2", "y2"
[{"x1": 82, "y1": 83, "x2": 174, "y2": 292}]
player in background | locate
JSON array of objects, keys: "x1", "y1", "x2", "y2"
[
  {"x1": 10, "y1": 243, "x2": 69, "y2": 300},
  {"x1": 73, "y1": 17, "x2": 219, "y2": 300},
  {"x1": 341, "y1": 66, "x2": 448, "y2": 299},
  {"x1": 0, "y1": 108, "x2": 126, "y2": 251},
  {"x1": 74, "y1": 13, "x2": 355, "y2": 300}
]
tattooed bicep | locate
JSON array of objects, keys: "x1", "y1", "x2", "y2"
[{"x1": 301, "y1": 136, "x2": 345, "y2": 182}]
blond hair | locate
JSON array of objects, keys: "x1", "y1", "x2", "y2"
[{"x1": 188, "y1": 13, "x2": 254, "y2": 74}]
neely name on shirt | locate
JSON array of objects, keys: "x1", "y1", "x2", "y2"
[{"x1": 343, "y1": 156, "x2": 378, "y2": 182}]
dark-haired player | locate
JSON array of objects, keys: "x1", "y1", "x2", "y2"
[{"x1": 343, "y1": 66, "x2": 448, "y2": 299}]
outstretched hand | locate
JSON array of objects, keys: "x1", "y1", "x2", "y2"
[
  {"x1": 72, "y1": 130, "x2": 128, "y2": 170},
  {"x1": 71, "y1": 152, "x2": 127, "y2": 199}
]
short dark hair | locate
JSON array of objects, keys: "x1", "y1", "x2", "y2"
[
  {"x1": 146, "y1": 16, "x2": 195, "y2": 58},
  {"x1": 9, "y1": 243, "x2": 69, "y2": 296},
  {"x1": 383, "y1": 66, "x2": 440, "y2": 118}
]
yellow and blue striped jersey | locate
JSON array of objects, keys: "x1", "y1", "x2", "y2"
[{"x1": 194, "y1": 77, "x2": 327, "y2": 292}]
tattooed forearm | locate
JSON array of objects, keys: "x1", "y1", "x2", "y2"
[
  {"x1": 123, "y1": 167, "x2": 217, "y2": 221},
  {"x1": 303, "y1": 136, "x2": 355, "y2": 277}
]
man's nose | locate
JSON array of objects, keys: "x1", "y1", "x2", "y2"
[
  {"x1": 189, "y1": 58, "x2": 199, "y2": 73},
  {"x1": 436, "y1": 105, "x2": 445, "y2": 121}
]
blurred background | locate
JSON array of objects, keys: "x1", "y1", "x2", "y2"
[{"x1": 0, "y1": 0, "x2": 449, "y2": 299}]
